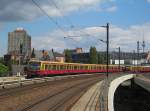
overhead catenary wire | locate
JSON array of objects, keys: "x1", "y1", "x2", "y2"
[
  {"x1": 47, "y1": 0, "x2": 74, "y2": 29},
  {"x1": 32, "y1": 0, "x2": 99, "y2": 40},
  {"x1": 47, "y1": 0, "x2": 93, "y2": 38},
  {"x1": 31, "y1": 0, "x2": 69, "y2": 36}
]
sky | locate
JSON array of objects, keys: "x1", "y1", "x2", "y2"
[{"x1": 0, "y1": 0, "x2": 150, "y2": 56}]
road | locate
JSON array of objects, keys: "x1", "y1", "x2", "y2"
[{"x1": 0, "y1": 74, "x2": 105, "y2": 111}]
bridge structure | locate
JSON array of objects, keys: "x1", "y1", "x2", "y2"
[{"x1": 70, "y1": 73, "x2": 150, "y2": 111}]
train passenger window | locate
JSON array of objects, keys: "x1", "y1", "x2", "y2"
[
  {"x1": 67, "y1": 65, "x2": 71, "y2": 70},
  {"x1": 70, "y1": 65, "x2": 71, "y2": 70},
  {"x1": 74, "y1": 66, "x2": 77, "y2": 70},
  {"x1": 85, "y1": 66, "x2": 88, "y2": 70},
  {"x1": 64, "y1": 65, "x2": 67, "y2": 70},
  {"x1": 82, "y1": 66, "x2": 84, "y2": 70},
  {"x1": 48, "y1": 65, "x2": 51, "y2": 70},
  {"x1": 89, "y1": 66, "x2": 91, "y2": 70},
  {"x1": 60, "y1": 65, "x2": 63, "y2": 70},
  {"x1": 45, "y1": 64, "x2": 48, "y2": 70},
  {"x1": 50, "y1": 65, "x2": 53, "y2": 70},
  {"x1": 56, "y1": 65, "x2": 58, "y2": 70},
  {"x1": 99, "y1": 66, "x2": 101, "y2": 70},
  {"x1": 52, "y1": 65, "x2": 56, "y2": 70},
  {"x1": 81, "y1": 66, "x2": 83, "y2": 70},
  {"x1": 72, "y1": 65, "x2": 74, "y2": 70},
  {"x1": 56, "y1": 65, "x2": 59, "y2": 70}
]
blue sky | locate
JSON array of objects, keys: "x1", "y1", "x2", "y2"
[{"x1": 0, "y1": 0, "x2": 150, "y2": 56}]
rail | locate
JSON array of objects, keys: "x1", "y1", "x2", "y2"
[{"x1": 0, "y1": 74, "x2": 98, "y2": 89}]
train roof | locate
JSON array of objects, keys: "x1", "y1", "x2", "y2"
[{"x1": 29, "y1": 60, "x2": 119, "y2": 66}]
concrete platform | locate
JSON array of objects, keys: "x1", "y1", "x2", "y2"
[{"x1": 70, "y1": 81, "x2": 103, "y2": 111}]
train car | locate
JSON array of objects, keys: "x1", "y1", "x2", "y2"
[
  {"x1": 129, "y1": 65, "x2": 150, "y2": 73},
  {"x1": 25, "y1": 60, "x2": 122, "y2": 78}
]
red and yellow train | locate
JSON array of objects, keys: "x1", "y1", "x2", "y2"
[{"x1": 25, "y1": 60, "x2": 150, "y2": 78}]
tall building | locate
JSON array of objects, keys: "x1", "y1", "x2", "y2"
[{"x1": 8, "y1": 28, "x2": 31, "y2": 61}]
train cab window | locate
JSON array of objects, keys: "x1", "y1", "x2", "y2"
[
  {"x1": 41, "y1": 64, "x2": 45, "y2": 70},
  {"x1": 28, "y1": 61, "x2": 41, "y2": 70}
]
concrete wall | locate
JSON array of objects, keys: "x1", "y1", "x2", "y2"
[{"x1": 108, "y1": 74, "x2": 135, "y2": 111}]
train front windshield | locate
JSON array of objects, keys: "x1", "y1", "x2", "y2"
[{"x1": 28, "y1": 62, "x2": 41, "y2": 71}]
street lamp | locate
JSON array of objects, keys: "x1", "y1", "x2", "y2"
[
  {"x1": 64, "y1": 36, "x2": 81, "y2": 38},
  {"x1": 99, "y1": 23, "x2": 109, "y2": 79},
  {"x1": 64, "y1": 36, "x2": 81, "y2": 41}
]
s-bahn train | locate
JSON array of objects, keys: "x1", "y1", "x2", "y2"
[{"x1": 25, "y1": 60, "x2": 150, "y2": 78}]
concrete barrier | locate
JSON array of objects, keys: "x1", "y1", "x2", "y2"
[
  {"x1": 108, "y1": 74, "x2": 135, "y2": 111},
  {"x1": 134, "y1": 76, "x2": 150, "y2": 92}
]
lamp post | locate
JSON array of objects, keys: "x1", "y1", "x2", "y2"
[{"x1": 99, "y1": 23, "x2": 109, "y2": 79}]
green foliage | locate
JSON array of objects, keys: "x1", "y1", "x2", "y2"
[
  {"x1": 98, "y1": 53, "x2": 106, "y2": 64},
  {"x1": 98, "y1": 52, "x2": 110, "y2": 64},
  {"x1": 0, "y1": 63, "x2": 9, "y2": 76},
  {"x1": 89, "y1": 46, "x2": 98, "y2": 64},
  {"x1": 64, "y1": 49, "x2": 72, "y2": 62}
]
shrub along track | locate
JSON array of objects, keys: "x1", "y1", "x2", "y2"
[{"x1": 0, "y1": 74, "x2": 105, "y2": 111}]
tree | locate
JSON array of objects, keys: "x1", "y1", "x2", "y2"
[
  {"x1": 89, "y1": 46, "x2": 98, "y2": 64},
  {"x1": 64, "y1": 49, "x2": 72, "y2": 62},
  {"x1": 98, "y1": 52, "x2": 110, "y2": 64},
  {"x1": 0, "y1": 63, "x2": 9, "y2": 77}
]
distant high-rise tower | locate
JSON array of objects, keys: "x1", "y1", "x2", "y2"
[{"x1": 8, "y1": 28, "x2": 31, "y2": 58}]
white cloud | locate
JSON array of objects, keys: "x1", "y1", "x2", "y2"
[
  {"x1": 147, "y1": 0, "x2": 150, "y2": 3},
  {"x1": 105, "y1": 6, "x2": 117, "y2": 12},
  {"x1": 0, "y1": 0, "x2": 116, "y2": 22},
  {"x1": 32, "y1": 23, "x2": 150, "y2": 52}
]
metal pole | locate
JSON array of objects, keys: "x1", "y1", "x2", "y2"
[
  {"x1": 137, "y1": 41, "x2": 139, "y2": 66},
  {"x1": 133, "y1": 50, "x2": 135, "y2": 73},
  {"x1": 118, "y1": 47, "x2": 120, "y2": 71},
  {"x1": 106, "y1": 23, "x2": 109, "y2": 78}
]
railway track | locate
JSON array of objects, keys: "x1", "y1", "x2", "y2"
[
  {"x1": 0, "y1": 74, "x2": 105, "y2": 111},
  {"x1": 18, "y1": 76, "x2": 103, "y2": 111},
  {"x1": 0, "y1": 74, "x2": 100, "y2": 99}
]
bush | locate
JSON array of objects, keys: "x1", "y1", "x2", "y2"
[{"x1": 0, "y1": 63, "x2": 9, "y2": 76}]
